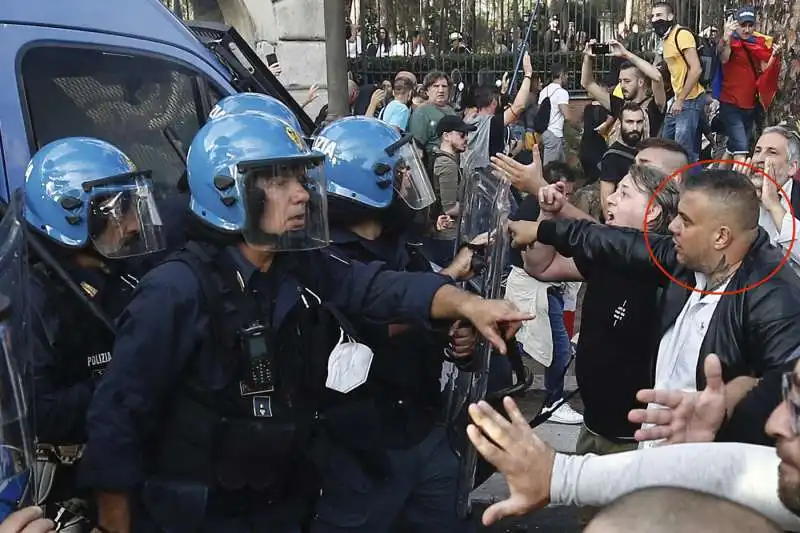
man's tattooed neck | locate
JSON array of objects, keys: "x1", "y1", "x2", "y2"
[{"x1": 706, "y1": 255, "x2": 737, "y2": 292}]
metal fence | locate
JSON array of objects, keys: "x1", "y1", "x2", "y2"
[{"x1": 346, "y1": 0, "x2": 733, "y2": 93}]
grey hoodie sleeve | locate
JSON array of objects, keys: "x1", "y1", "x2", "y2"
[{"x1": 550, "y1": 442, "x2": 800, "y2": 532}]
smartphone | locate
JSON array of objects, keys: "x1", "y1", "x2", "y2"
[
  {"x1": 266, "y1": 53, "x2": 278, "y2": 66},
  {"x1": 591, "y1": 43, "x2": 610, "y2": 55}
]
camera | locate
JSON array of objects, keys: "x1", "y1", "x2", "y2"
[{"x1": 591, "y1": 43, "x2": 610, "y2": 55}]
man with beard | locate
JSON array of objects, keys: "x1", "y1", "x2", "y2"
[
  {"x1": 741, "y1": 125, "x2": 800, "y2": 262},
  {"x1": 580, "y1": 38, "x2": 666, "y2": 143},
  {"x1": 507, "y1": 169, "x2": 800, "y2": 447},
  {"x1": 457, "y1": 352, "x2": 800, "y2": 531},
  {"x1": 599, "y1": 102, "x2": 645, "y2": 213}
]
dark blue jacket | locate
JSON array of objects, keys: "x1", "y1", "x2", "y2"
[
  {"x1": 77, "y1": 244, "x2": 452, "y2": 492},
  {"x1": 30, "y1": 262, "x2": 137, "y2": 444},
  {"x1": 325, "y1": 227, "x2": 450, "y2": 448}
]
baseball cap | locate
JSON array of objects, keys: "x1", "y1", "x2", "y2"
[
  {"x1": 436, "y1": 115, "x2": 478, "y2": 136},
  {"x1": 737, "y1": 7, "x2": 756, "y2": 23}
]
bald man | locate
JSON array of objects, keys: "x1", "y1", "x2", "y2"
[{"x1": 586, "y1": 487, "x2": 781, "y2": 533}]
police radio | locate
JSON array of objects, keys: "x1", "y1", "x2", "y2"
[{"x1": 239, "y1": 322, "x2": 276, "y2": 395}]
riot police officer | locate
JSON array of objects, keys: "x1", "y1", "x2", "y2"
[
  {"x1": 22, "y1": 138, "x2": 168, "y2": 510},
  {"x1": 309, "y1": 116, "x2": 477, "y2": 533},
  {"x1": 77, "y1": 112, "x2": 529, "y2": 533}
]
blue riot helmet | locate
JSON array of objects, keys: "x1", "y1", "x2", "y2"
[
  {"x1": 23, "y1": 138, "x2": 167, "y2": 259},
  {"x1": 186, "y1": 112, "x2": 328, "y2": 251},
  {"x1": 209, "y1": 92, "x2": 305, "y2": 134},
  {"x1": 0, "y1": 194, "x2": 35, "y2": 519},
  {"x1": 313, "y1": 116, "x2": 436, "y2": 215}
]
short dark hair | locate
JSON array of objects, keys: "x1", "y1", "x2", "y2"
[
  {"x1": 618, "y1": 60, "x2": 644, "y2": 78},
  {"x1": 474, "y1": 85, "x2": 500, "y2": 109},
  {"x1": 621, "y1": 101, "x2": 646, "y2": 117},
  {"x1": 652, "y1": 1, "x2": 674, "y2": 14},
  {"x1": 682, "y1": 169, "x2": 760, "y2": 231},
  {"x1": 551, "y1": 63, "x2": 566, "y2": 80},
  {"x1": 543, "y1": 161, "x2": 576, "y2": 184},
  {"x1": 637, "y1": 137, "x2": 690, "y2": 162}
]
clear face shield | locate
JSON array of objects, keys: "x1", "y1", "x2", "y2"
[
  {"x1": 389, "y1": 141, "x2": 436, "y2": 211},
  {"x1": 239, "y1": 156, "x2": 330, "y2": 252},
  {"x1": 0, "y1": 194, "x2": 35, "y2": 519},
  {"x1": 85, "y1": 172, "x2": 167, "y2": 259}
]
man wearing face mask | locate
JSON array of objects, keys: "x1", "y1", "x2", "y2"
[
  {"x1": 599, "y1": 103, "x2": 646, "y2": 213},
  {"x1": 651, "y1": 1, "x2": 705, "y2": 163}
]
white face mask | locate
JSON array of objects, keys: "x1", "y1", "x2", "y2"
[{"x1": 325, "y1": 328, "x2": 374, "y2": 394}]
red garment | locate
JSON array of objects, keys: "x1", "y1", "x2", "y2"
[{"x1": 720, "y1": 33, "x2": 774, "y2": 110}]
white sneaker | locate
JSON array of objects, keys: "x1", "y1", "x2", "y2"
[{"x1": 544, "y1": 402, "x2": 584, "y2": 425}]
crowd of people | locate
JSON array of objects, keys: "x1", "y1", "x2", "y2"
[{"x1": 2, "y1": 1, "x2": 799, "y2": 533}]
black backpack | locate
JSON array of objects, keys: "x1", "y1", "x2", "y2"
[{"x1": 674, "y1": 27, "x2": 720, "y2": 87}]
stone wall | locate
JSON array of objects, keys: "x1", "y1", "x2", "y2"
[{"x1": 221, "y1": 0, "x2": 329, "y2": 119}]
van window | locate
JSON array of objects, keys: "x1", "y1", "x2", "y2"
[{"x1": 21, "y1": 47, "x2": 222, "y2": 197}]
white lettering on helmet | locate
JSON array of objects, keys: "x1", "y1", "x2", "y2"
[{"x1": 312, "y1": 136, "x2": 338, "y2": 165}]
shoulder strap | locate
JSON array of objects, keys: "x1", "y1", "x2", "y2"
[
  {"x1": 603, "y1": 148, "x2": 637, "y2": 161},
  {"x1": 163, "y1": 241, "x2": 228, "y2": 349}
]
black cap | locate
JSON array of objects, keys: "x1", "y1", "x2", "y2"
[{"x1": 436, "y1": 115, "x2": 478, "y2": 136}]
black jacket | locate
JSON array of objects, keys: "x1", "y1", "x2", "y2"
[{"x1": 538, "y1": 219, "x2": 800, "y2": 445}]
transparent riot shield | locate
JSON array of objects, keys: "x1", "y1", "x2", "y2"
[
  {"x1": 443, "y1": 168, "x2": 511, "y2": 519},
  {"x1": 0, "y1": 192, "x2": 35, "y2": 519}
]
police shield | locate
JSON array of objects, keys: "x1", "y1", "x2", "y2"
[
  {"x1": 443, "y1": 167, "x2": 512, "y2": 519},
  {"x1": 0, "y1": 192, "x2": 35, "y2": 519}
]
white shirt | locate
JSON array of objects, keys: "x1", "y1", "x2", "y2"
[
  {"x1": 640, "y1": 272, "x2": 730, "y2": 449},
  {"x1": 346, "y1": 39, "x2": 362, "y2": 58},
  {"x1": 537, "y1": 82, "x2": 569, "y2": 138},
  {"x1": 759, "y1": 179, "x2": 800, "y2": 262}
]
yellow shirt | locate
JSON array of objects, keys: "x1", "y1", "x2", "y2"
[{"x1": 662, "y1": 25, "x2": 705, "y2": 100}]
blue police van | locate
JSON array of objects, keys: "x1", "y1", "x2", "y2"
[{"x1": 0, "y1": 0, "x2": 313, "y2": 203}]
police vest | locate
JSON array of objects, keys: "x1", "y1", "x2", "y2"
[
  {"x1": 321, "y1": 238, "x2": 450, "y2": 462},
  {"x1": 32, "y1": 263, "x2": 118, "y2": 444},
  {"x1": 151, "y1": 242, "x2": 345, "y2": 496}
]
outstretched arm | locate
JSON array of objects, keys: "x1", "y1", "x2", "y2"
[{"x1": 509, "y1": 218, "x2": 676, "y2": 285}]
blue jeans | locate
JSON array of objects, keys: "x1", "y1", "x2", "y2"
[
  {"x1": 719, "y1": 102, "x2": 755, "y2": 155},
  {"x1": 661, "y1": 96, "x2": 705, "y2": 164},
  {"x1": 545, "y1": 290, "x2": 571, "y2": 407}
]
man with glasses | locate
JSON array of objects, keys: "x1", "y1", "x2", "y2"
[{"x1": 458, "y1": 352, "x2": 800, "y2": 530}]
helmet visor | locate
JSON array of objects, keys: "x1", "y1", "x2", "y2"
[
  {"x1": 86, "y1": 173, "x2": 167, "y2": 259},
  {"x1": 392, "y1": 143, "x2": 436, "y2": 210},
  {"x1": 239, "y1": 156, "x2": 330, "y2": 252}
]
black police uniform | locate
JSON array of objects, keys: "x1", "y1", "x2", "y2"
[
  {"x1": 77, "y1": 241, "x2": 453, "y2": 533},
  {"x1": 310, "y1": 228, "x2": 472, "y2": 533},
  {"x1": 30, "y1": 258, "x2": 141, "y2": 505}
]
